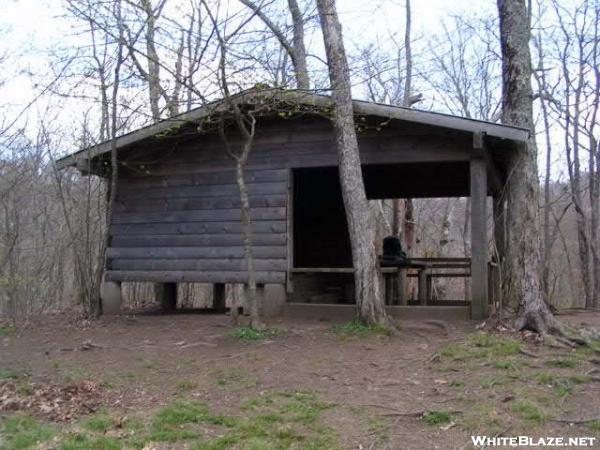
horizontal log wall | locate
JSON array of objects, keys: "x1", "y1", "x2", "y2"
[
  {"x1": 105, "y1": 117, "x2": 472, "y2": 284},
  {"x1": 107, "y1": 165, "x2": 288, "y2": 284}
]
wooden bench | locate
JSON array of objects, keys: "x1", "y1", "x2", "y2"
[
  {"x1": 290, "y1": 264, "x2": 430, "y2": 305},
  {"x1": 290, "y1": 258, "x2": 473, "y2": 306}
]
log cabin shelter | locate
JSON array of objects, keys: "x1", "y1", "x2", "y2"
[{"x1": 56, "y1": 88, "x2": 528, "y2": 321}]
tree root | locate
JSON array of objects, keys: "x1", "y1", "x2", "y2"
[{"x1": 483, "y1": 306, "x2": 598, "y2": 349}]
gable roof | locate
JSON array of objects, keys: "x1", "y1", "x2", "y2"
[{"x1": 56, "y1": 88, "x2": 529, "y2": 169}]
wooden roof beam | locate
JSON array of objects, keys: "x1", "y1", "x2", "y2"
[{"x1": 473, "y1": 132, "x2": 503, "y2": 195}]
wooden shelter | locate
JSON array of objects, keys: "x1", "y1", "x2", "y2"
[{"x1": 57, "y1": 89, "x2": 528, "y2": 320}]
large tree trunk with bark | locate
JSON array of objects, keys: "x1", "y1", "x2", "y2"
[
  {"x1": 317, "y1": 0, "x2": 389, "y2": 325},
  {"x1": 497, "y1": 0, "x2": 556, "y2": 332}
]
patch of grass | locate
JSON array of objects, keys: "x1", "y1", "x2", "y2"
[
  {"x1": 545, "y1": 357, "x2": 578, "y2": 368},
  {"x1": 154, "y1": 399, "x2": 212, "y2": 426},
  {"x1": 510, "y1": 400, "x2": 546, "y2": 426},
  {"x1": 122, "y1": 416, "x2": 144, "y2": 431},
  {"x1": 587, "y1": 420, "x2": 600, "y2": 432},
  {"x1": 150, "y1": 400, "x2": 213, "y2": 443},
  {"x1": 449, "y1": 379, "x2": 465, "y2": 387},
  {"x1": 0, "y1": 323, "x2": 16, "y2": 337},
  {"x1": 213, "y1": 366, "x2": 256, "y2": 388},
  {"x1": 120, "y1": 371, "x2": 137, "y2": 381},
  {"x1": 348, "y1": 404, "x2": 389, "y2": 440},
  {"x1": 229, "y1": 326, "x2": 285, "y2": 341},
  {"x1": 0, "y1": 415, "x2": 55, "y2": 450},
  {"x1": 480, "y1": 375, "x2": 511, "y2": 389},
  {"x1": 367, "y1": 416, "x2": 390, "y2": 441},
  {"x1": 242, "y1": 391, "x2": 330, "y2": 426},
  {"x1": 468, "y1": 332, "x2": 521, "y2": 358},
  {"x1": 150, "y1": 399, "x2": 238, "y2": 443},
  {"x1": 460, "y1": 403, "x2": 506, "y2": 435},
  {"x1": 0, "y1": 368, "x2": 23, "y2": 380},
  {"x1": 422, "y1": 410, "x2": 452, "y2": 426},
  {"x1": 438, "y1": 333, "x2": 521, "y2": 362},
  {"x1": 16, "y1": 383, "x2": 34, "y2": 396},
  {"x1": 136, "y1": 356, "x2": 157, "y2": 369},
  {"x1": 59, "y1": 433, "x2": 121, "y2": 450},
  {"x1": 176, "y1": 379, "x2": 198, "y2": 392},
  {"x1": 533, "y1": 393, "x2": 552, "y2": 406},
  {"x1": 553, "y1": 383, "x2": 572, "y2": 397},
  {"x1": 62, "y1": 367, "x2": 91, "y2": 383},
  {"x1": 534, "y1": 372, "x2": 575, "y2": 398},
  {"x1": 438, "y1": 344, "x2": 464, "y2": 359},
  {"x1": 8, "y1": 392, "x2": 336, "y2": 450},
  {"x1": 569, "y1": 374, "x2": 592, "y2": 384},
  {"x1": 47, "y1": 391, "x2": 337, "y2": 450},
  {"x1": 81, "y1": 411, "x2": 113, "y2": 433},
  {"x1": 99, "y1": 380, "x2": 115, "y2": 390},
  {"x1": 146, "y1": 426, "x2": 201, "y2": 442},
  {"x1": 491, "y1": 359, "x2": 517, "y2": 370},
  {"x1": 535, "y1": 371, "x2": 557, "y2": 385},
  {"x1": 197, "y1": 391, "x2": 338, "y2": 450},
  {"x1": 332, "y1": 318, "x2": 392, "y2": 337}
]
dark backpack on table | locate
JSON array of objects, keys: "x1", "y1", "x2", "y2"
[{"x1": 380, "y1": 235, "x2": 408, "y2": 266}]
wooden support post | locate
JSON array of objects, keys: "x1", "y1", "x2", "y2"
[
  {"x1": 470, "y1": 156, "x2": 489, "y2": 319},
  {"x1": 426, "y1": 274, "x2": 433, "y2": 302},
  {"x1": 212, "y1": 283, "x2": 226, "y2": 310},
  {"x1": 100, "y1": 281, "x2": 122, "y2": 315},
  {"x1": 418, "y1": 268, "x2": 428, "y2": 305},
  {"x1": 262, "y1": 284, "x2": 287, "y2": 317},
  {"x1": 396, "y1": 269, "x2": 406, "y2": 305},
  {"x1": 385, "y1": 273, "x2": 394, "y2": 305},
  {"x1": 155, "y1": 282, "x2": 177, "y2": 312}
]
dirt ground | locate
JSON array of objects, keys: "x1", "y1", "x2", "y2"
[{"x1": 2, "y1": 310, "x2": 600, "y2": 449}]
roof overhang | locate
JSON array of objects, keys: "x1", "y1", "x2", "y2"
[{"x1": 56, "y1": 88, "x2": 529, "y2": 169}]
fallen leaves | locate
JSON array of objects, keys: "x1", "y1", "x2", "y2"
[{"x1": 0, "y1": 379, "x2": 105, "y2": 421}]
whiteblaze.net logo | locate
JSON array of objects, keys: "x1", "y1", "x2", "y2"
[{"x1": 470, "y1": 436, "x2": 597, "y2": 447}]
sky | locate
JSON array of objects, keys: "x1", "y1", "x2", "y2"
[{"x1": 0, "y1": 0, "x2": 497, "y2": 111}]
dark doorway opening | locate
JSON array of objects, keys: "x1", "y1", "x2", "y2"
[
  {"x1": 293, "y1": 167, "x2": 352, "y2": 268},
  {"x1": 291, "y1": 162, "x2": 471, "y2": 269}
]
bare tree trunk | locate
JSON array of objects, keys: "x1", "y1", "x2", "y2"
[
  {"x1": 538, "y1": 74, "x2": 554, "y2": 303},
  {"x1": 532, "y1": 31, "x2": 556, "y2": 304},
  {"x1": 103, "y1": 0, "x2": 125, "y2": 317},
  {"x1": 400, "y1": 0, "x2": 416, "y2": 300},
  {"x1": 401, "y1": 0, "x2": 412, "y2": 108},
  {"x1": 403, "y1": 198, "x2": 416, "y2": 299},
  {"x1": 287, "y1": 0, "x2": 309, "y2": 89},
  {"x1": 391, "y1": 199, "x2": 402, "y2": 236},
  {"x1": 317, "y1": 0, "x2": 389, "y2": 326},
  {"x1": 436, "y1": 199, "x2": 454, "y2": 299},
  {"x1": 587, "y1": 25, "x2": 599, "y2": 308},
  {"x1": 141, "y1": 0, "x2": 163, "y2": 121},
  {"x1": 235, "y1": 160, "x2": 261, "y2": 327},
  {"x1": 497, "y1": 0, "x2": 555, "y2": 333}
]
